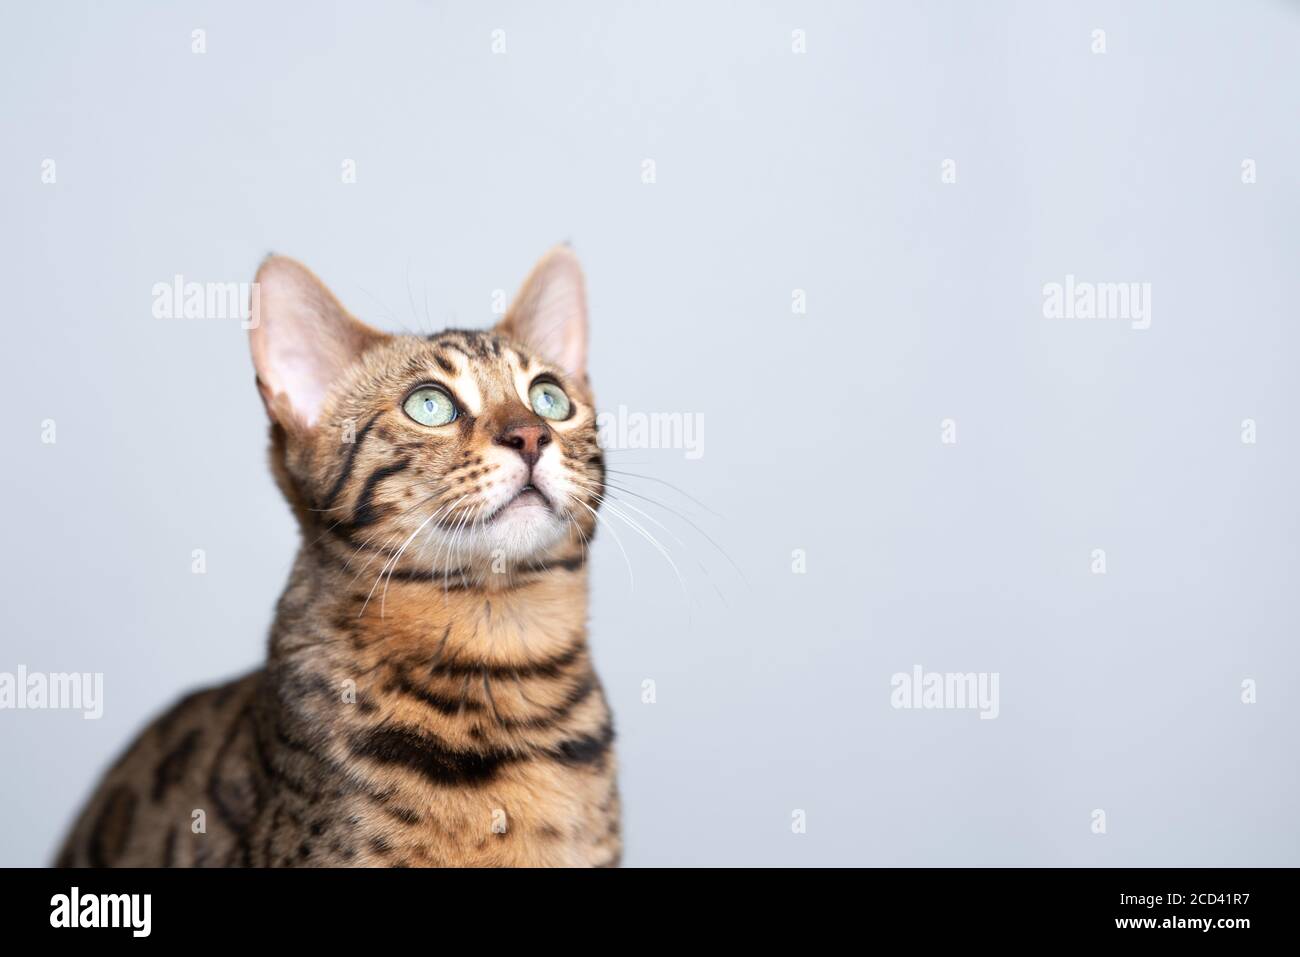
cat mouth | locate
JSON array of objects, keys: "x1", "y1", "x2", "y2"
[{"x1": 486, "y1": 484, "x2": 554, "y2": 522}]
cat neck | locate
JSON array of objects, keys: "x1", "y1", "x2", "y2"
[{"x1": 269, "y1": 541, "x2": 591, "y2": 671}]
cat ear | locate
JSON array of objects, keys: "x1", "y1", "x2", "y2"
[
  {"x1": 496, "y1": 246, "x2": 588, "y2": 381},
  {"x1": 249, "y1": 255, "x2": 385, "y2": 429}
]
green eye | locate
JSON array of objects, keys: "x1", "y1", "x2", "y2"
[
  {"x1": 529, "y1": 381, "x2": 571, "y2": 421},
  {"x1": 403, "y1": 387, "x2": 457, "y2": 427}
]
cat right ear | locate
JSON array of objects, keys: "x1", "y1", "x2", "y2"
[
  {"x1": 496, "y1": 246, "x2": 588, "y2": 382},
  {"x1": 248, "y1": 256, "x2": 385, "y2": 430}
]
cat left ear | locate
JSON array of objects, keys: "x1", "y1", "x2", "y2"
[
  {"x1": 496, "y1": 246, "x2": 588, "y2": 381},
  {"x1": 249, "y1": 255, "x2": 385, "y2": 430}
]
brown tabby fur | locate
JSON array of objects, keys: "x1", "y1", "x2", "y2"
[{"x1": 56, "y1": 251, "x2": 620, "y2": 867}]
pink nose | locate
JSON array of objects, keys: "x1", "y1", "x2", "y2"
[{"x1": 494, "y1": 423, "x2": 551, "y2": 468}]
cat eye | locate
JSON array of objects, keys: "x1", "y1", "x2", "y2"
[
  {"x1": 529, "y1": 380, "x2": 572, "y2": 421},
  {"x1": 403, "y1": 386, "x2": 458, "y2": 427}
]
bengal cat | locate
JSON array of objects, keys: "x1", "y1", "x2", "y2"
[{"x1": 56, "y1": 248, "x2": 620, "y2": 867}]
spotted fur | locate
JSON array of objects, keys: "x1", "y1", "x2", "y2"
[{"x1": 56, "y1": 249, "x2": 620, "y2": 867}]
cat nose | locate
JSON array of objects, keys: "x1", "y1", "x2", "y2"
[{"x1": 494, "y1": 423, "x2": 551, "y2": 468}]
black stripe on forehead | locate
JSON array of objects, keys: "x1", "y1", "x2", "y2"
[
  {"x1": 429, "y1": 329, "x2": 502, "y2": 360},
  {"x1": 427, "y1": 330, "x2": 475, "y2": 358},
  {"x1": 433, "y1": 338, "x2": 474, "y2": 360}
]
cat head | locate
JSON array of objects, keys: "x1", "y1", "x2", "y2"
[{"x1": 249, "y1": 248, "x2": 602, "y2": 583}]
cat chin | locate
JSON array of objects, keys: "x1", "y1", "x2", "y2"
[
  {"x1": 417, "y1": 508, "x2": 568, "y2": 567},
  {"x1": 476, "y1": 508, "x2": 569, "y2": 562}
]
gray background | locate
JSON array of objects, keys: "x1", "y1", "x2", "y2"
[{"x1": 2, "y1": 0, "x2": 1297, "y2": 867}]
